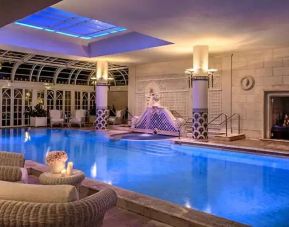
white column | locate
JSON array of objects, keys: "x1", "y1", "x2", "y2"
[
  {"x1": 44, "y1": 89, "x2": 48, "y2": 110},
  {"x1": 95, "y1": 61, "x2": 109, "y2": 130},
  {"x1": 53, "y1": 89, "x2": 56, "y2": 109},
  {"x1": 22, "y1": 89, "x2": 26, "y2": 126},
  {"x1": 192, "y1": 46, "x2": 209, "y2": 140},
  {"x1": 88, "y1": 92, "x2": 91, "y2": 111},
  {"x1": 32, "y1": 90, "x2": 38, "y2": 107},
  {"x1": 10, "y1": 88, "x2": 14, "y2": 127},
  {"x1": 71, "y1": 90, "x2": 75, "y2": 115},
  {"x1": 128, "y1": 65, "x2": 136, "y2": 116},
  {"x1": 96, "y1": 61, "x2": 108, "y2": 80},
  {"x1": 62, "y1": 90, "x2": 65, "y2": 113}
]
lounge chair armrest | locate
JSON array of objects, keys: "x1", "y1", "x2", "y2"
[
  {"x1": 0, "y1": 166, "x2": 22, "y2": 182},
  {"x1": 0, "y1": 152, "x2": 25, "y2": 167},
  {"x1": 81, "y1": 188, "x2": 118, "y2": 218}
]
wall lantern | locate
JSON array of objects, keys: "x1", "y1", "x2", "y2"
[
  {"x1": 90, "y1": 75, "x2": 114, "y2": 91},
  {"x1": 43, "y1": 82, "x2": 52, "y2": 90},
  {"x1": 185, "y1": 68, "x2": 218, "y2": 88}
]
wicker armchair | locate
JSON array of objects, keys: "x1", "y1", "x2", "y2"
[
  {"x1": 0, "y1": 152, "x2": 25, "y2": 182},
  {"x1": 0, "y1": 166, "x2": 22, "y2": 182},
  {"x1": 0, "y1": 188, "x2": 117, "y2": 227},
  {"x1": 0, "y1": 152, "x2": 25, "y2": 167}
]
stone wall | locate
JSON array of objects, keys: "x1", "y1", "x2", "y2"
[
  {"x1": 128, "y1": 47, "x2": 289, "y2": 139},
  {"x1": 220, "y1": 48, "x2": 289, "y2": 138}
]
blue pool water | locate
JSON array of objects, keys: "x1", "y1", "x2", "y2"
[{"x1": 1, "y1": 128, "x2": 289, "y2": 226}]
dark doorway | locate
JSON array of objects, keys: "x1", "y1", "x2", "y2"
[{"x1": 271, "y1": 96, "x2": 289, "y2": 140}]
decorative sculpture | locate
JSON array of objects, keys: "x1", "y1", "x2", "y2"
[{"x1": 132, "y1": 82, "x2": 185, "y2": 136}]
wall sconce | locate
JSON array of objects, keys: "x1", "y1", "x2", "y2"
[
  {"x1": 90, "y1": 76, "x2": 97, "y2": 91},
  {"x1": 185, "y1": 68, "x2": 218, "y2": 88},
  {"x1": 43, "y1": 83, "x2": 52, "y2": 90},
  {"x1": 90, "y1": 76, "x2": 114, "y2": 91},
  {"x1": 208, "y1": 69, "x2": 218, "y2": 88},
  {"x1": 185, "y1": 68, "x2": 195, "y2": 88}
]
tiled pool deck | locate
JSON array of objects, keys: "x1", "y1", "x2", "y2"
[{"x1": 172, "y1": 137, "x2": 289, "y2": 157}]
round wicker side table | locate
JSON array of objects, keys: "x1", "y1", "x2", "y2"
[{"x1": 39, "y1": 170, "x2": 85, "y2": 188}]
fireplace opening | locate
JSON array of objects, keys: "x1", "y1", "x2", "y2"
[{"x1": 270, "y1": 96, "x2": 289, "y2": 140}]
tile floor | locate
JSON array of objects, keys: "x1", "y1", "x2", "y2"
[{"x1": 103, "y1": 208, "x2": 171, "y2": 227}]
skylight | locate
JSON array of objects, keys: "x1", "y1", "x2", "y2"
[{"x1": 15, "y1": 7, "x2": 127, "y2": 40}]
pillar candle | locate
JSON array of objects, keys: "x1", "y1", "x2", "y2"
[
  {"x1": 66, "y1": 162, "x2": 73, "y2": 176},
  {"x1": 61, "y1": 169, "x2": 66, "y2": 177}
]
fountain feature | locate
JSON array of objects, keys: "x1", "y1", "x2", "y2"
[{"x1": 132, "y1": 83, "x2": 185, "y2": 136}]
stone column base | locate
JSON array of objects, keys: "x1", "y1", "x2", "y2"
[
  {"x1": 95, "y1": 108, "x2": 109, "y2": 130},
  {"x1": 192, "y1": 108, "x2": 208, "y2": 140}
]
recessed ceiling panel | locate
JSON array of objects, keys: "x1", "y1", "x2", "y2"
[{"x1": 15, "y1": 7, "x2": 126, "y2": 40}]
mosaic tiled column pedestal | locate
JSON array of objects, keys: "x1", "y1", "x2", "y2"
[
  {"x1": 95, "y1": 108, "x2": 109, "y2": 130},
  {"x1": 192, "y1": 108, "x2": 208, "y2": 140}
]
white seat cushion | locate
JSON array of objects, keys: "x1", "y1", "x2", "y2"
[
  {"x1": 51, "y1": 118, "x2": 64, "y2": 122},
  {"x1": 70, "y1": 118, "x2": 81, "y2": 124},
  {"x1": 116, "y1": 110, "x2": 122, "y2": 118}
]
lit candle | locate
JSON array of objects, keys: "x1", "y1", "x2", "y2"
[
  {"x1": 66, "y1": 162, "x2": 73, "y2": 176},
  {"x1": 61, "y1": 169, "x2": 66, "y2": 177}
]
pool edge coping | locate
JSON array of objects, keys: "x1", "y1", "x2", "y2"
[{"x1": 172, "y1": 139, "x2": 289, "y2": 158}]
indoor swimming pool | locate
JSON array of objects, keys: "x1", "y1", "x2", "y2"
[{"x1": 1, "y1": 128, "x2": 289, "y2": 226}]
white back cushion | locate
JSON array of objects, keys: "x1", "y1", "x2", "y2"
[
  {"x1": 0, "y1": 180, "x2": 79, "y2": 203},
  {"x1": 49, "y1": 110, "x2": 61, "y2": 119}
]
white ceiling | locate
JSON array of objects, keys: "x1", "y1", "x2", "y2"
[
  {"x1": 2, "y1": 0, "x2": 289, "y2": 64},
  {"x1": 0, "y1": 0, "x2": 61, "y2": 27}
]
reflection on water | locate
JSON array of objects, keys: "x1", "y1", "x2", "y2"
[
  {"x1": 90, "y1": 163, "x2": 97, "y2": 178},
  {"x1": 24, "y1": 131, "x2": 31, "y2": 143},
  {"x1": 1, "y1": 128, "x2": 289, "y2": 226}
]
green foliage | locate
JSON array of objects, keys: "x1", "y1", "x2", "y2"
[{"x1": 24, "y1": 104, "x2": 47, "y2": 117}]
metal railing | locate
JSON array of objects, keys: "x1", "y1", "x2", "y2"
[
  {"x1": 227, "y1": 113, "x2": 241, "y2": 134},
  {"x1": 176, "y1": 113, "x2": 240, "y2": 138},
  {"x1": 178, "y1": 117, "x2": 192, "y2": 139},
  {"x1": 208, "y1": 113, "x2": 228, "y2": 136},
  {"x1": 207, "y1": 113, "x2": 241, "y2": 137}
]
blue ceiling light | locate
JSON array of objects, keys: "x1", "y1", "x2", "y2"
[{"x1": 15, "y1": 7, "x2": 127, "y2": 40}]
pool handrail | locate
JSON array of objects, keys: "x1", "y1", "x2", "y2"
[{"x1": 208, "y1": 113, "x2": 241, "y2": 136}]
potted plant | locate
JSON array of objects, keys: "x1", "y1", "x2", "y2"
[
  {"x1": 24, "y1": 103, "x2": 48, "y2": 127},
  {"x1": 46, "y1": 151, "x2": 68, "y2": 173}
]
